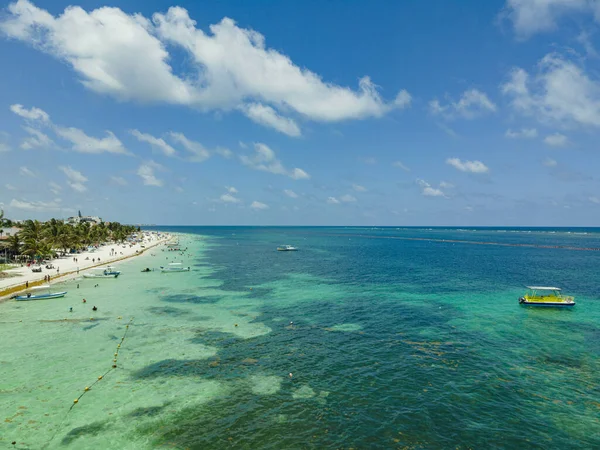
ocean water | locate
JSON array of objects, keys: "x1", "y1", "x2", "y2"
[{"x1": 1, "y1": 226, "x2": 600, "y2": 449}]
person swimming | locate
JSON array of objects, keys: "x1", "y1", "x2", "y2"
[{"x1": 92, "y1": 306, "x2": 97, "y2": 311}]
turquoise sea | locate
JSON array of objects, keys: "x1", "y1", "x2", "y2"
[{"x1": 2, "y1": 226, "x2": 600, "y2": 449}]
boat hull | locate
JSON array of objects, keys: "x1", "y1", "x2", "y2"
[
  {"x1": 15, "y1": 292, "x2": 67, "y2": 301},
  {"x1": 519, "y1": 298, "x2": 575, "y2": 307},
  {"x1": 83, "y1": 273, "x2": 120, "y2": 278}
]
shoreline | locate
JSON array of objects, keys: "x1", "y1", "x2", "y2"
[{"x1": 0, "y1": 233, "x2": 172, "y2": 302}]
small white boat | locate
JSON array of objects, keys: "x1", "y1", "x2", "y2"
[
  {"x1": 83, "y1": 267, "x2": 121, "y2": 278},
  {"x1": 160, "y1": 262, "x2": 191, "y2": 272},
  {"x1": 15, "y1": 285, "x2": 67, "y2": 301},
  {"x1": 518, "y1": 286, "x2": 575, "y2": 308},
  {"x1": 277, "y1": 245, "x2": 298, "y2": 251}
]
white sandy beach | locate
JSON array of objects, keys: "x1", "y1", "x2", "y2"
[{"x1": 0, "y1": 231, "x2": 171, "y2": 295}]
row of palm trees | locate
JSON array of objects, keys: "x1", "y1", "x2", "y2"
[{"x1": 1, "y1": 216, "x2": 139, "y2": 261}]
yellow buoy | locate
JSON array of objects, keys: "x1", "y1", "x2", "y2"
[
  {"x1": 84, "y1": 387, "x2": 90, "y2": 391},
  {"x1": 117, "y1": 316, "x2": 122, "y2": 319},
  {"x1": 112, "y1": 364, "x2": 117, "y2": 368},
  {"x1": 98, "y1": 376, "x2": 103, "y2": 380},
  {"x1": 114, "y1": 353, "x2": 118, "y2": 356},
  {"x1": 73, "y1": 399, "x2": 78, "y2": 404},
  {"x1": 234, "y1": 324, "x2": 238, "y2": 327},
  {"x1": 90, "y1": 317, "x2": 94, "y2": 321}
]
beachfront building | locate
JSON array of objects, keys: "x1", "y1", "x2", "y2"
[{"x1": 64, "y1": 212, "x2": 102, "y2": 226}]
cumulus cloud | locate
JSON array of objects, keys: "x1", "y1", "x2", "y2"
[
  {"x1": 326, "y1": 196, "x2": 340, "y2": 204},
  {"x1": 446, "y1": 158, "x2": 489, "y2": 174},
  {"x1": 59, "y1": 165, "x2": 88, "y2": 192},
  {"x1": 250, "y1": 200, "x2": 269, "y2": 210},
  {"x1": 215, "y1": 147, "x2": 233, "y2": 159},
  {"x1": 21, "y1": 126, "x2": 54, "y2": 149},
  {"x1": 5, "y1": 184, "x2": 17, "y2": 191},
  {"x1": 340, "y1": 194, "x2": 357, "y2": 203},
  {"x1": 131, "y1": 130, "x2": 176, "y2": 157},
  {"x1": 10, "y1": 103, "x2": 49, "y2": 122},
  {"x1": 416, "y1": 179, "x2": 446, "y2": 197},
  {"x1": 429, "y1": 89, "x2": 496, "y2": 119},
  {"x1": 544, "y1": 133, "x2": 568, "y2": 147},
  {"x1": 219, "y1": 193, "x2": 241, "y2": 203},
  {"x1": 543, "y1": 158, "x2": 558, "y2": 167},
  {"x1": 439, "y1": 181, "x2": 454, "y2": 189},
  {"x1": 0, "y1": 1, "x2": 410, "y2": 136},
  {"x1": 10, "y1": 103, "x2": 127, "y2": 154},
  {"x1": 240, "y1": 103, "x2": 301, "y2": 137},
  {"x1": 48, "y1": 181, "x2": 62, "y2": 194},
  {"x1": 110, "y1": 176, "x2": 128, "y2": 186},
  {"x1": 505, "y1": 128, "x2": 538, "y2": 138},
  {"x1": 502, "y1": 53, "x2": 600, "y2": 128},
  {"x1": 168, "y1": 132, "x2": 210, "y2": 162},
  {"x1": 137, "y1": 161, "x2": 163, "y2": 186},
  {"x1": 284, "y1": 189, "x2": 298, "y2": 198},
  {"x1": 226, "y1": 186, "x2": 238, "y2": 194},
  {"x1": 240, "y1": 143, "x2": 310, "y2": 180},
  {"x1": 19, "y1": 166, "x2": 35, "y2": 177},
  {"x1": 352, "y1": 184, "x2": 367, "y2": 192},
  {"x1": 392, "y1": 161, "x2": 410, "y2": 171},
  {"x1": 56, "y1": 127, "x2": 127, "y2": 154},
  {"x1": 502, "y1": 0, "x2": 600, "y2": 38},
  {"x1": 10, "y1": 198, "x2": 63, "y2": 211}
]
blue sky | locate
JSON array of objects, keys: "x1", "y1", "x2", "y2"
[{"x1": 1, "y1": 0, "x2": 600, "y2": 226}]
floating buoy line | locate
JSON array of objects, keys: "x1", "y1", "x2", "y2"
[{"x1": 37, "y1": 317, "x2": 134, "y2": 449}]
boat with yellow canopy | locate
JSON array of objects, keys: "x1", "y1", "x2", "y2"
[{"x1": 518, "y1": 286, "x2": 575, "y2": 308}]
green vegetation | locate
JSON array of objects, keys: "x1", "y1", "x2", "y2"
[{"x1": 0, "y1": 210, "x2": 137, "y2": 263}]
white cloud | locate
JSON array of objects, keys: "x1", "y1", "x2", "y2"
[
  {"x1": 361, "y1": 157, "x2": 377, "y2": 165},
  {"x1": 20, "y1": 126, "x2": 54, "y2": 149},
  {"x1": 392, "y1": 161, "x2": 410, "y2": 171},
  {"x1": 1, "y1": 2, "x2": 410, "y2": 129},
  {"x1": 240, "y1": 103, "x2": 301, "y2": 137},
  {"x1": 239, "y1": 141, "x2": 248, "y2": 149},
  {"x1": 10, "y1": 103, "x2": 49, "y2": 122},
  {"x1": 216, "y1": 147, "x2": 233, "y2": 159},
  {"x1": 219, "y1": 193, "x2": 241, "y2": 203},
  {"x1": 240, "y1": 143, "x2": 310, "y2": 180},
  {"x1": 131, "y1": 130, "x2": 176, "y2": 156},
  {"x1": 19, "y1": 166, "x2": 35, "y2": 177},
  {"x1": 48, "y1": 181, "x2": 62, "y2": 194},
  {"x1": 543, "y1": 158, "x2": 558, "y2": 167},
  {"x1": 352, "y1": 184, "x2": 367, "y2": 192},
  {"x1": 416, "y1": 179, "x2": 446, "y2": 197},
  {"x1": 502, "y1": 53, "x2": 600, "y2": 128},
  {"x1": 175, "y1": 186, "x2": 184, "y2": 193},
  {"x1": 110, "y1": 176, "x2": 128, "y2": 186},
  {"x1": 226, "y1": 186, "x2": 238, "y2": 194},
  {"x1": 590, "y1": 196, "x2": 600, "y2": 204},
  {"x1": 137, "y1": 161, "x2": 163, "y2": 187},
  {"x1": 284, "y1": 189, "x2": 298, "y2": 198},
  {"x1": 502, "y1": 0, "x2": 599, "y2": 38},
  {"x1": 59, "y1": 165, "x2": 88, "y2": 192},
  {"x1": 10, "y1": 198, "x2": 63, "y2": 211},
  {"x1": 5, "y1": 184, "x2": 17, "y2": 191},
  {"x1": 340, "y1": 194, "x2": 357, "y2": 203},
  {"x1": 168, "y1": 132, "x2": 210, "y2": 162},
  {"x1": 55, "y1": 127, "x2": 126, "y2": 154},
  {"x1": 505, "y1": 128, "x2": 538, "y2": 138},
  {"x1": 326, "y1": 196, "x2": 340, "y2": 204},
  {"x1": 439, "y1": 181, "x2": 454, "y2": 189},
  {"x1": 446, "y1": 158, "x2": 489, "y2": 174},
  {"x1": 429, "y1": 89, "x2": 497, "y2": 119},
  {"x1": 250, "y1": 200, "x2": 269, "y2": 210},
  {"x1": 544, "y1": 133, "x2": 568, "y2": 147}
]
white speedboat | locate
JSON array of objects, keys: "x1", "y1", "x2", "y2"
[
  {"x1": 15, "y1": 285, "x2": 67, "y2": 301},
  {"x1": 277, "y1": 245, "x2": 298, "y2": 251},
  {"x1": 518, "y1": 286, "x2": 575, "y2": 308},
  {"x1": 160, "y1": 262, "x2": 191, "y2": 272},
  {"x1": 83, "y1": 267, "x2": 121, "y2": 278}
]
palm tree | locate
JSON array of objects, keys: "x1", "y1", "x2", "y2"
[
  {"x1": 6, "y1": 233, "x2": 21, "y2": 256},
  {"x1": 20, "y1": 220, "x2": 45, "y2": 259}
]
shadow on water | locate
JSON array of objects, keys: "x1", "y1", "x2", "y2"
[
  {"x1": 61, "y1": 421, "x2": 107, "y2": 445},
  {"x1": 159, "y1": 294, "x2": 223, "y2": 304},
  {"x1": 147, "y1": 306, "x2": 190, "y2": 316}
]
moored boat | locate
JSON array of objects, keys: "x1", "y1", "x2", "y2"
[
  {"x1": 160, "y1": 262, "x2": 190, "y2": 272},
  {"x1": 83, "y1": 267, "x2": 121, "y2": 278},
  {"x1": 15, "y1": 285, "x2": 67, "y2": 301},
  {"x1": 518, "y1": 286, "x2": 575, "y2": 307},
  {"x1": 277, "y1": 245, "x2": 298, "y2": 251}
]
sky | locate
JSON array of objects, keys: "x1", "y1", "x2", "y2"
[{"x1": 1, "y1": 0, "x2": 600, "y2": 226}]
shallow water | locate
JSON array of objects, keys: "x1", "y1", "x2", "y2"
[{"x1": 1, "y1": 227, "x2": 600, "y2": 449}]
